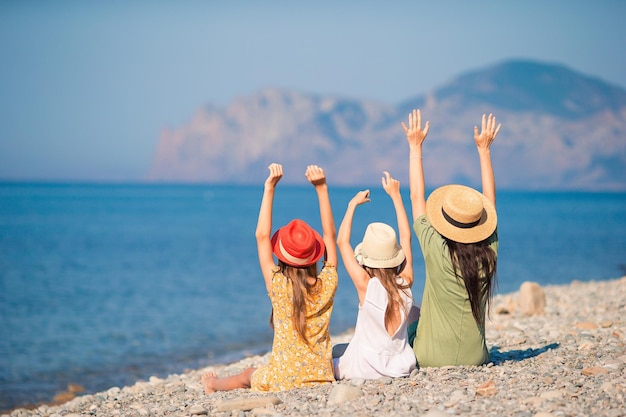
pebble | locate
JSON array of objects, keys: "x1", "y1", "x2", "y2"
[
  {"x1": 188, "y1": 404, "x2": 208, "y2": 415},
  {"x1": 327, "y1": 385, "x2": 362, "y2": 405},
  {"x1": 214, "y1": 396, "x2": 282, "y2": 412},
  {"x1": 3, "y1": 276, "x2": 625, "y2": 417}
]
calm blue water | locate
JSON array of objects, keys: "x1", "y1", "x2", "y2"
[{"x1": 1, "y1": 183, "x2": 625, "y2": 410}]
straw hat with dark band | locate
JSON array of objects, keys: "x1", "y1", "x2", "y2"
[{"x1": 425, "y1": 184, "x2": 497, "y2": 244}]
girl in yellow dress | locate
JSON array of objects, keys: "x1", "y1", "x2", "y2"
[{"x1": 202, "y1": 163, "x2": 338, "y2": 392}]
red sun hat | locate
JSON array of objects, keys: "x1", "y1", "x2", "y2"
[{"x1": 271, "y1": 219, "x2": 325, "y2": 267}]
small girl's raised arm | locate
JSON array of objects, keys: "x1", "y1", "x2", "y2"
[
  {"x1": 305, "y1": 165, "x2": 337, "y2": 268},
  {"x1": 337, "y1": 189, "x2": 371, "y2": 304},
  {"x1": 381, "y1": 171, "x2": 413, "y2": 287},
  {"x1": 256, "y1": 163, "x2": 283, "y2": 292}
]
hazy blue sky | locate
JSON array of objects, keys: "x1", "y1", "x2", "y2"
[{"x1": 1, "y1": 0, "x2": 625, "y2": 181}]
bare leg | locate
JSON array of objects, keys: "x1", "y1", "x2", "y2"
[{"x1": 202, "y1": 368, "x2": 256, "y2": 393}]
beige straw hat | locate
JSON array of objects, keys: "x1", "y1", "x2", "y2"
[
  {"x1": 426, "y1": 184, "x2": 497, "y2": 244},
  {"x1": 354, "y1": 222, "x2": 406, "y2": 269}
]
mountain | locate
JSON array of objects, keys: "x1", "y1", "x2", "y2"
[{"x1": 147, "y1": 59, "x2": 626, "y2": 190}]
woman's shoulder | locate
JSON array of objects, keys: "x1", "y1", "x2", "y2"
[
  {"x1": 413, "y1": 213, "x2": 430, "y2": 228},
  {"x1": 414, "y1": 214, "x2": 444, "y2": 247},
  {"x1": 413, "y1": 214, "x2": 433, "y2": 235}
]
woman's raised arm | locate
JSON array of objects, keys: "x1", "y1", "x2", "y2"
[
  {"x1": 474, "y1": 113, "x2": 502, "y2": 208},
  {"x1": 401, "y1": 109, "x2": 430, "y2": 222}
]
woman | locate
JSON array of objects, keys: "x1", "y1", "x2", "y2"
[{"x1": 403, "y1": 109, "x2": 501, "y2": 367}]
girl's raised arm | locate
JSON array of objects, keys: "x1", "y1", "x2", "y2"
[
  {"x1": 256, "y1": 163, "x2": 283, "y2": 292},
  {"x1": 305, "y1": 165, "x2": 337, "y2": 268},
  {"x1": 337, "y1": 190, "x2": 371, "y2": 304},
  {"x1": 401, "y1": 109, "x2": 430, "y2": 222},
  {"x1": 381, "y1": 171, "x2": 413, "y2": 287}
]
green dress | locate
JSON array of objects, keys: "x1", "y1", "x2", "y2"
[{"x1": 412, "y1": 215, "x2": 498, "y2": 367}]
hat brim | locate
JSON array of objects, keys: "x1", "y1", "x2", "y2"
[
  {"x1": 426, "y1": 184, "x2": 497, "y2": 244},
  {"x1": 271, "y1": 226, "x2": 325, "y2": 267},
  {"x1": 354, "y1": 242, "x2": 406, "y2": 269}
]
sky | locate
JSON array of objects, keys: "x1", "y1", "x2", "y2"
[{"x1": 1, "y1": 0, "x2": 625, "y2": 182}]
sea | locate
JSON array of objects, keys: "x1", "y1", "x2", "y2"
[{"x1": 1, "y1": 183, "x2": 625, "y2": 411}]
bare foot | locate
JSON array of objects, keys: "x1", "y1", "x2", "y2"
[
  {"x1": 201, "y1": 371, "x2": 218, "y2": 394},
  {"x1": 201, "y1": 367, "x2": 255, "y2": 393}
]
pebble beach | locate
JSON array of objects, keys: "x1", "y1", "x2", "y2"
[{"x1": 4, "y1": 276, "x2": 626, "y2": 417}]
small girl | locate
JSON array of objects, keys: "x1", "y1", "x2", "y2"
[
  {"x1": 202, "y1": 163, "x2": 338, "y2": 392},
  {"x1": 333, "y1": 171, "x2": 417, "y2": 380}
]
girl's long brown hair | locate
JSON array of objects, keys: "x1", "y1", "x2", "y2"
[
  {"x1": 445, "y1": 238, "x2": 497, "y2": 326},
  {"x1": 269, "y1": 261, "x2": 319, "y2": 345},
  {"x1": 363, "y1": 261, "x2": 411, "y2": 333}
]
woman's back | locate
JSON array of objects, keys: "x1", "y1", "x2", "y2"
[{"x1": 412, "y1": 214, "x2": 498, "y2": 367}]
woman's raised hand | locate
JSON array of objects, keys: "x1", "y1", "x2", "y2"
[
  {"x1": 474, "y1": 113, "x2": 502, "y2": 150},
  {"x1": 401, "y1": 109, "x2": 430, "y2": 148},
  {"x1": 264, "y1": 163, "x2": 283, "y2": 189}
]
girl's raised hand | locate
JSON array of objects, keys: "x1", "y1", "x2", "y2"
[
  {"x1": 350, "y1": 189, "x2": 371, "y2": 207},
  {"x1": 381, "y1": 171, "x2": 400, "y2": 198},
  {"x1": 305, "y1": 164, "x2": 327, "y2": 187},
  {"x1": 474, "y1": 113, "x2": 501, "y2": 150},
  {"x1": 401, "y1": 109, "x2": 430, "y2": 148},
  {"x1": 264, "y1": 163, "x2": 283, "y2": 189}
]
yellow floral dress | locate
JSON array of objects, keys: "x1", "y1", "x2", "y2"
[{"x1": 251, "y1": 262, "x2": 338, "y2": 391}]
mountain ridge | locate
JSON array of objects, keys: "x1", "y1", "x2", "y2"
[{"x1": 148, "y1": 59, "x2": 626, "y2": 191}]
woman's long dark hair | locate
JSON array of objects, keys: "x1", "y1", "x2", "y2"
[
  {"x1": 269, "y1": 261, "x2": 319, "y2": 345},
  {"x1": 445, "y1": 238, "x2": 497, "y2": 326},
  {"x1": 363, "y1": 261, "x2": 411, "y2": 333}
]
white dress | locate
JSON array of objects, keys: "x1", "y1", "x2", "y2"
[{"x1": 334, "y1": 277, "x2": 416, "y2": 380}]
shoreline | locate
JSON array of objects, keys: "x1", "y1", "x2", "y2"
[{"x1": 3, "y1": 276, "x2": 625, "y2": 416}]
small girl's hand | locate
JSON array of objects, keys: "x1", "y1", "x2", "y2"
[
  {"x1": 350, "y1": 190, "x2": 371, "y2": 207},
  {"x1": 381, "y1": 171, "x2": 400, "y2": 198},
  {"x1": 265, "y1": 163, "x2": 283, "y2": 189},
  {"x1": 305, "y1": 165, "x2": 327, "y2": 187}
]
